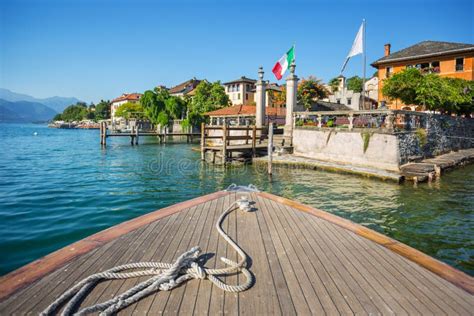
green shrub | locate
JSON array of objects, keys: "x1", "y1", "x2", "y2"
[
  {"x1": 415, "y1": 128, "x2": 427, "y2": 147},
  {"x1": 361, "y1": 131, "x2": 372, "y2": 153}
]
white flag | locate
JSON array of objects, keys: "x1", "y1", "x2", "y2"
[{"x1": 340, "y1": 22, "x2": 364, "y2": 73}]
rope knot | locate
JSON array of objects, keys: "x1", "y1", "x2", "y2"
[{"x1": 189, "y1": 262, "x2": 206, "y2": 279}]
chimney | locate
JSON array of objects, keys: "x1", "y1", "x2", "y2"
[{"x1": 384, "y1": 43, "x2": 391, "y2": 56}]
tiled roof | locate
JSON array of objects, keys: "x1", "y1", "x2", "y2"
[
  {"x1": 223, "y1": 76, "x2": 257, "y2": 85},
  {"x1": 205, "y1": 105, "x2": 286, "y2": 117},
  {"x1": 371, "y1": 41, "x2": 474, "y2": 66},
  {"x1": 168, "y1": 78, "x2": 201, "y2": 94},
  {"x1": 250, "y1": 83, "x2": 283, "y2": 93},
  {"x1": 111, "y1": 93, "x2": 142, "y2": 103}
]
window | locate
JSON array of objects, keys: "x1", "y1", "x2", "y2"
[
  {"x1": 385, "y1": 67, "x2": 393, "y2": 78},
  {"x1": 431, "y1": 61, "x2": 440, "y2": 73},
  {"x1": 456, "y1": 58, "x2": 464, "y2": 71},
  {"x1": 237, "y1": 85, "x2": 240, "y2": 92},
  {"x1": 238, "y1": 93, "x2": 240, "y2": 100},
  {"x1": 246, "y1": 93, "x2": 248, "y2": 100},
  {"x1": 336, "y1": 99, "x2": 341, "y2": 104},
  {"x1": 347, "y1": 98, "x2": 352, "y2": 105}
]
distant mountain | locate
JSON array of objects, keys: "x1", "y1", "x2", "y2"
[
  {"x1": 0, "y1": 88, "x2": 82, "y2": 113},
  {"x1": 0, "y1": 99, "x2": 57, "y2": 123}
]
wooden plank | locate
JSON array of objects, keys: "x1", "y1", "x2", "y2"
[
  {"x1": 317, "y1": 219, "x2": 413, "y2": 315},
  {"x1": 78, "y1": 215, "x2": 168, "y2": 309},
  {"x1": 256, "y1": 195, "x2": 312, "y2": 314},
  {"x1": 138, "y1": 204, "x2": 203, "y2": 313},
  {"x1": 253, "y1": 196, "x2": 296, "y2": 315},
  {"x1": 161, "y1": 203, "x2": 208, "y2": 314},
  {"x1": 364, "y1": 234, "x2": 474, "y2": 314},
  {"x1": 258, "y1": 191, "x2": 474, "y2": 295},
  {"x1": 89, "y1": 211, "x2": 183, "y2": 314},
  {"x1": 259, "y1": 197, "x2": 325, "y2": 314},
  {"x1": 268, "y1": 198, "x2": 350, "y2": 315},
  {"x1": 280, "y1": 203, "x2": 370, "y2": 314},
  {"x1": 208, "y1": 193, "x2": 230, "y2": 314},
  {"x1": 222, "y1": 193, "x2": 240, "y2": 315},
  {"x1": 177, "y1": 198, "x2": 219, "y2": 314},
  {"x1": 341, "y1": 225, "x2": 463, "y2": 314},
  {"x1": 25, "y1": 222, "x2": 155, "y2": 314},
  {"x1": 275, "y1": 203, "x2": 358, "y2": 315},
  {"x1": 193, "y1": 194, "x2": 224, "y2": 314},
  {"x1": 172, "y1": 198, "x2": 215, "y2": 314}
]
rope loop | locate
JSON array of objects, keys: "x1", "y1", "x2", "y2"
[{"x1": 41, "y1": 198, "x2": 255, "y2": 316}]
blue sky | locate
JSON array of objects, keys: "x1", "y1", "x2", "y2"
[{"x1": 1, "y1": 0, "x2": 473, "y2": 103}]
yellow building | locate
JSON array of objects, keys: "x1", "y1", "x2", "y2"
[
  {"x1": 371, "y1": 41, "x2": 474, "y2": 110},
  {"x1": 223, "y1": 77, "x2": 256, "y2": 105}
]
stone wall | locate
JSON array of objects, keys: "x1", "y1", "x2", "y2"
[
  {"x1": 293, "y1": 129, "x2": 401, "y2": 171},
  {"x1": 398, "y1": 114, "x2": 474, "y2": 163},
  {"x1": 293, "y1": 114, "x2": 474, "y2": 171}
]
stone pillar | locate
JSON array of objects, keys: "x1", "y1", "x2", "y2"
[
  {"x1": 255, "y1": 66, "x2": 266, "y2": 128},
  {"x1": 285, "y1": 62, "x2": 298, "y2": 136}
]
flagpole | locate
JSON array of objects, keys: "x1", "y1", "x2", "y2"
[{"x1": 361, "y1": 19, "x2": 366, "y2": 110}]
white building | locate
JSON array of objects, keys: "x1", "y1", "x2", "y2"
[
  {"x1": 326, "y1": 76, "x2": 378, "y2": 110},
  {"x1": 110, "y1": 93, "x2": 142, "y2": 121},
  {"x1": 223, "y1": 77, "x2": 257, "y2": 106}
]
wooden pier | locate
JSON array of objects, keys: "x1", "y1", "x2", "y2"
[
  {"x1": 200, "y1": 123, "x2": 279, "y2": 164},
  {"x1": 100, "y1": 122, "x2": 200, "y2": 146},
  {"x1": 1, "y1": 190, "x2": 473, "y2": 314}
]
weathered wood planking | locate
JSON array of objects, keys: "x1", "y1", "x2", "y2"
[{"x1": 1, "y1": 191, "x2": 473, "y2": 315}]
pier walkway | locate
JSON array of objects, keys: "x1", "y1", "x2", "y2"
[{"x1": 1, "y1": 191, "x2": 472, "y2": 314}]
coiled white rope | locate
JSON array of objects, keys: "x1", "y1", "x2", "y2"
[{"x1": 41, "y1": 196, "x2": 254, "y2": 316}]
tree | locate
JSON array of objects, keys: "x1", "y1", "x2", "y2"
[
  {"x1": 140, "y1": 88, "x2": 172, "y2": 127},
  {"x1": 382, "y1": 68, "x2": 474, "y2": 115},
  {"x1": 328, "y1": 77, "x2": 340, "y2": 92},
  {"x1": 115, "y1": 102, "x2": 144, "y2": 119},
  {"x1": 60, "y1": 103, "x2": 89, "y2": 122},
  {"x1": 165, "y1": 96, "x2": 186, "y2": 119},
  {"x1": 382, "y1": 68, "x2": 424, "y2": 105},
  {"x1": 189, "y1": 81, "x2": 230, "y2": 125},
  {"x1": 346, "y1": 76, "x2": 363, "y2": 93},
  {"x1": 95, "y1": 100, "x2": 111, "y2": 120},
  {"x1": 297, "y1": 76, "x2": 329, "y2": 110}
]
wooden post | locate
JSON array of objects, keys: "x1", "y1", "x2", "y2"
[
  {"x1": 163, "y1": 126, "x2": 167, "y2": 143},
  {"x1": 252, "y1": 125, "x2": 257, "y2": 158},
  {"x1": 268, "y1": 122, "x2": 274, "y2": 175},
  {"x1": 100, "y1": 122, "x2": 103, "y2": 145},
  {"x1": 245, "y1": 122, "x2": 250, "y2": 145},
  {"x1": 200, "y1": 122, "x2": 205, "y2": 161},
  {"x1": 222, "y1": 123, "x2": 228, "y2": 165},
  {"x1": 130, "y1": 126, "x2": 135, "y2": 145},
  {"x1": 103, "y1": 122, "x2": 107, "y2": 146},
  {"x1": 135, "y1": 125, "x2": 139, "y2": 145}
]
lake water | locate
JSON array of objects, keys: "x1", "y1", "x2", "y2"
[{"x1": 0, "y1": 123, "x2": 473, "y2": 276}]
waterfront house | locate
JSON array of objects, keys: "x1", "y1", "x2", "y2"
[
  {"x1": 326, "y1": 75, "x2": 378, "y2": 110},
  {"x1": 371, "y1": 40, "x2": 474, "y2": 110},
  {"x1": 168, "y1": 78, "x2": 201, "y2": 98},
  {"x1": 223, "y1": 77, "x2": 257, "y2": 106},
  {"x1": 110, "y1": 93, "x2": 142, "y2": 121}
]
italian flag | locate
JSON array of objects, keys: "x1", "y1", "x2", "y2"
[{"x1": 272, "y1": 46, "x2": 295, "y2": 80}]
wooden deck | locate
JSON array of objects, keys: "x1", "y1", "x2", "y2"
[{"x1": 1, "y1": 191, "x2": 473, "y2": 315}]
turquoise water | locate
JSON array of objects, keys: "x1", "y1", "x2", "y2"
[{"x1": 0, "y1": 123, "x2": 473, "y2": 276}]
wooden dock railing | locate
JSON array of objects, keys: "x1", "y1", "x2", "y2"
[{"x1": 200, "y1": 123, "x2": 270, "y2": 164}]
